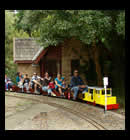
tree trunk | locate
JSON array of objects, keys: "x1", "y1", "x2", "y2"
[{"x1": 92, "y1": 43, "x2": 103, "y2": 86}]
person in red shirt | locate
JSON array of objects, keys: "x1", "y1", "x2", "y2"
[
  {"x1": 48, "y1": 78, "x2": 56, "y2": 96},
  {"x1": 48, "y1": 79, "x2": 55, "y2": 89}
]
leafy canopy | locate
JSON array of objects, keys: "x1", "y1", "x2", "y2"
[
  {"x1": 5, "y1": 10, "x2": 29, "y2": 83},
  {"x1": 15, "y1": 10, "x2": 125, "y2": 48}
]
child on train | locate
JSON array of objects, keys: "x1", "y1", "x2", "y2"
[
  {"x1": 61, "y1": 79, "x2": 67, "y2": 95},
  {"x1": 48, "y1": 78, "x2": 56, "y2": 96},
  {"x1": 23, "y1": 74, "x2": 30, "y2": 92},
  {"x1": 48, "y1": 78, "x2": 55, "y2": 90}
]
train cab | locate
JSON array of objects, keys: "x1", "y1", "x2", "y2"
[
  {"x1": 82, "y1": 86, "x2": 119, "y2": 110},
  {"x1": 82, "y1": 86, "x2": 97, "y2": 103}
]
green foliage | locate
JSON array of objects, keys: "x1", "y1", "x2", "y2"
[
  {"x1": 5, "y1": 10, "x2": 29, "y2": 82},
  {"x1": 14, "y1": 10, "x2": 125, "y2": 47},
  {"x1": 116, "y1": 11, "x2": 125, "y2": 38},
  {"x1": 15, "y1": 10, "x2": 123, "y2": 48},
  {"x1": 112, "y1": 88, "x2": 125, "y2": 108}
]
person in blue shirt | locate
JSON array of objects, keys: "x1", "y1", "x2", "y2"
[
  {"x1": 16, "y1": 72, "x2": 24, "y2": 92},
  {"x1": 55, "y1": 73, "x2": 65, "y2": 97},
  {"x1": 16, "y1": 72, "x2": 23, "y2": 85},
  {"x1": 70, "y1": 70, "x2": 88, "y2": 100},
  {"x1": 61, "y1": 79, "x2": 67, "y2": 94}
]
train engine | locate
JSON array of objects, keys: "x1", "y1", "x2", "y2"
[{"x1": 80, "y1": 86, "x2": 119, "y2": 110}]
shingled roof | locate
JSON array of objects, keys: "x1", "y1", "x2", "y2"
[{"x1": 13, "y1": 38, "x2": 44, "y2": 63}]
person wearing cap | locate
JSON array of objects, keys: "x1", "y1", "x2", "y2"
[{"x1": 70, "y1": 70, "x2": 88, "y2": 100}]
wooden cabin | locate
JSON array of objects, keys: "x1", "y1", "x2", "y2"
[{"x1": 13, "y1": 37, "x2": 104, "y2": 85}]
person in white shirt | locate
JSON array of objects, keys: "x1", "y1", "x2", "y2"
[{"x1": 31, "y1": 72, "x2": 43, "y2": 93}]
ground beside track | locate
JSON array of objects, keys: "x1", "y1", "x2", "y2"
[{"x1": 5, "y1": 92, "x2": 125, "y2": 130}]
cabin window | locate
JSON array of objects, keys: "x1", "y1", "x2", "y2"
[
  {"x1": 102, "y1": 90, "x2": 111, "y2": 95},
  {"x1": 89, "y1": 89, "x2": 93, "y2": 94},
  {"x1": 96, "y1": 90, "x2": 100, "y2": 94}
]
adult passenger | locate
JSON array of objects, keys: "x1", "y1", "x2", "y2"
[
  {"x1": 70, "y1": 70, "x2": 88, "y2": 100},
  {"x1": 41, "y1": 72, "x2": 55, "y2": 96},
  {"x1": 55, "y1": 73, "x2": 65, "y2": 97},
  {"x1": 16, "y1": 72, "x2": 24, "y2": 92},
  {"x1": 5, "y1": 74, "x2": 14, "y2": 91},
  {"x1": 16, "y1": 72, "x2": 23, "y2": 86},
  {"x1": 30, "y1": 72, "x2": 43, "y2": 93}
]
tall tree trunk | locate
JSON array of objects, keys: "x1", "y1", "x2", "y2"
[
  {"x1": 92, "y1": 43, "x2": 103, "y2": 86},
  {"x1": 111, "y1": 35, "x2": 125, "y2": 95}
]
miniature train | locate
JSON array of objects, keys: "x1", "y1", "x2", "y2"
[
  {"x1": 6, "y1": 85, "x2": 119, "y2": 110},
  {"x1": 77, "y1": 86, "x2": 119, "y2": 110}
]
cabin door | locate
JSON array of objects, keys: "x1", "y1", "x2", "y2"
[{"x1": 45, "y1": 59, "x2": 57, "y2": 78}]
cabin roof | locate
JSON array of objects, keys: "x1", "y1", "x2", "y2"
[
  {"x1": 88, "y1": 86, "x2": 111, "y2": 90},
  {"x1": 88, "y1": 86, "x2": 105, "y2": 90},
  {"x1": 13, "y1": 38, "x2": 44, "y2": 63}
]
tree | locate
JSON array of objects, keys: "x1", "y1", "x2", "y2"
[
  {"x1": 116, "y1": 11, "x2": 125, "y2": 38},
  {"x1": 13, "y1": 10, "x2": 112, "y2": 86},
  {"x1": 15, "y1": 10, "x2": 125, "y2": 46},
  {"x1": 14, "y1": 10, "x2": 125, "y2": 97},
  {"x1": 5, "y1": 10, "x2": 29, "y2": 83}
]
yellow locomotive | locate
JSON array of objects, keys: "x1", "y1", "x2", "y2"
[{"x1": 78, "y1": 86, "x2": 119, "y2": 110}]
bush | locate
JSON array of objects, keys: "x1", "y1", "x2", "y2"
[{"x1": 112, "y1": 88, "x2": 125, "y2": 108}]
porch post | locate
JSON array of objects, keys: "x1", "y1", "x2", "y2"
[
  {"x1": 40, "y1": 59, "x2": 45, "y2": 78},
  {"x1": 57, "y1": 46, "x2": 62, "y2": 74},
  {"x1": 57, "y1": 61, "x2": 60, "y2": 74}
]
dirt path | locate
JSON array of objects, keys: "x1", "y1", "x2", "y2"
[{"x1": 5, "y1": 92, "x2": 125, "y2": 130}]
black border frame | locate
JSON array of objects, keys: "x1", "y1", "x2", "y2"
[{"x1": 0, "y1": 8, "x2": 128, "y2": 137}]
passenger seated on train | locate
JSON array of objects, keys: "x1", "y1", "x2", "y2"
[
  {"x1": 55, "y1": 73, "x2": 65, "y2": 97},
  {"x1": 30, "y1": 72, "x2": 43, "y2": 93},
  {"x1": 48, "y1": 77, "x2": 56, "y2": 96},
  {"x1": 23, "y1": 74, "x2": 30, "y2": 91},
  {"x1": 41, "y1": 72, "x2": 55, "y2": 96},
  {"x1": 5, "y1": 74, "x2": 14, "y2": 91},
  {"x1": 70, "y1": 70, "x2": 88, "y2": 100},
  {"x1": 16, "y1": 72, "x2": 24, "y2": 92},
  {"x1": 16, "y1": 72, "x2": 23, "y2": 85},
  {"x1": 48, "y1": 77, "x2": 55, "y2": 90},
  {"x1": 61, "y1": 79, "x2": 67, "y2": 94}
]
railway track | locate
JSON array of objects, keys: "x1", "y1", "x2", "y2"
[{"x1": 5, "y1": 93, "x2": 107, "y2": 130}]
